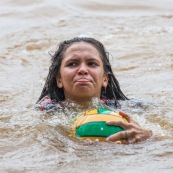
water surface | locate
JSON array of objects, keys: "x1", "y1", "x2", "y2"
[{"x1": 0, "y1": 0, "x2": 173, "y2": 172}]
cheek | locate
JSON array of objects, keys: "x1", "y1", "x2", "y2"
[
  {"x1": 60, "y1": 69, "x2": 75, "y2": 83},
  {"x1": 93, "y1": 69, "x2": 105, "y2": 79}
]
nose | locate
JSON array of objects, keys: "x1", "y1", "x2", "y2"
[{"x1": 77, "y1": 64, "x2": 88, "y2": 75}]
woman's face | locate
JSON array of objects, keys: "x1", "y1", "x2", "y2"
[{"x1": 56, "y1": 42, "x2": 108, "y2": 103}]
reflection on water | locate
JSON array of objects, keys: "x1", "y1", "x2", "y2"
[{"x1": 0, "y1": 0, "x2": 173, "y2": 172}]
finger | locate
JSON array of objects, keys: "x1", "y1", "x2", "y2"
[
  {"x1": 119, "y1": 111, "x2": 130, "y2": 119},
  {"x1": 106, "y1": 131, "x2": 127, "y2": 142},
  {"x1": 119, "y1": 111, "x2": 132, "y2": 122},
  {"x1": 128, "y1": 136, "x2": 141, "y2": 144},
  {"x1": 119, "y1": 111, "x2": 139, "y2": 125},
  {"x1": 106, "y1": 140, "x2": 122, "y2": 144},
  {"x1": 106, "y1": 120, "x2": 131, "y2": 130}
]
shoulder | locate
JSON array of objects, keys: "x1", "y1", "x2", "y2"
[
  {"x1": 101, "y1": 97, "x2": 117, "y2": 108},
  {"x1": 35, "y1": 96, "x2": 59, "y2": 111}
]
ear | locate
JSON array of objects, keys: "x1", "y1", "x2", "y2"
[
  {"x1": 56, "y1": 75, "x2": 63, "y2": 88},
  {"x1": 102, "y1": 73, "x2": 108, "y2": 88}
]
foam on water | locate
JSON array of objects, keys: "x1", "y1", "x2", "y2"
[{"x1": 1, "y1": 0, "x2": 173, "y2": 172}]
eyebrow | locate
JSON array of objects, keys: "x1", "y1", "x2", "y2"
[{"x1": 65, "y1": 57, "x2": 101, "y2": 63}]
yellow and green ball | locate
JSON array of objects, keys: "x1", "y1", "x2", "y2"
[{"x1": 72, "y1": 108, "x2": 128, "y2": 142}]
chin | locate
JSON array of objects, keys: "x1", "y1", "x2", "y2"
[{"x1": 76, "y1": 86, "x2": 92, "y2": 92}]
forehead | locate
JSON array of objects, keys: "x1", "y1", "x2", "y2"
[{"x1": 64, "y1": 42, "x2": 101, "y2": 57}]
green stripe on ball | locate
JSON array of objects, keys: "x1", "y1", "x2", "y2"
[
  {"x1": 76, "y1": 121, "x2": 124, "y2": 137},
  {"x1": 98, "y1": 108, "x2": 111, "y2": 114}
]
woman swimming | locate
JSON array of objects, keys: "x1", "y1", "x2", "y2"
[{"x1": 36, "y1": 37, "x2": 152, "y2": 144}]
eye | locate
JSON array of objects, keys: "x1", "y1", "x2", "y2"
[
  {"x1": 88, "y1": 62, "x2": 99, "y2": 67},
  {"x1": 67, "y1": 62, "x2": 78, "y2": 67}
]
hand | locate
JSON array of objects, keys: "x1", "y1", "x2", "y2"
[{"x1": 106, "y1": 111, "x2": 153, "y2": 144}]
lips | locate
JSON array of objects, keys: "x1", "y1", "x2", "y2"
[
  {"x1": 77, "y1": 79, "x2": 89, "y2": 82},
  {"x1": 75, "y1": 78, "x2": 91, "y2": 83}
]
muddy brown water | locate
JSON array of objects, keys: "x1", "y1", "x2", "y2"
[{"x1": 0, "y1": 0, "x2": 173, "y2": 172}]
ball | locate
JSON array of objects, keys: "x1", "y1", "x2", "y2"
[{"x1": 72, "y1": 108, "x2": 128, "y2": 142}]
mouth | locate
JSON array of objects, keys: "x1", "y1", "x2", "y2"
[{"x1": 75, "y1": 78, "x2": 92, "y2": 83}]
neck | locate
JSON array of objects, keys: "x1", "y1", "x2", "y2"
[{"x1": 65, "y1": 97, "x2": 100, "y2": 109}]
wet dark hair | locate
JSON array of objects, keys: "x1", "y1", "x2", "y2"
[{"x1": 37, "y1": 37, "x2": 128, "y2": 106}]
